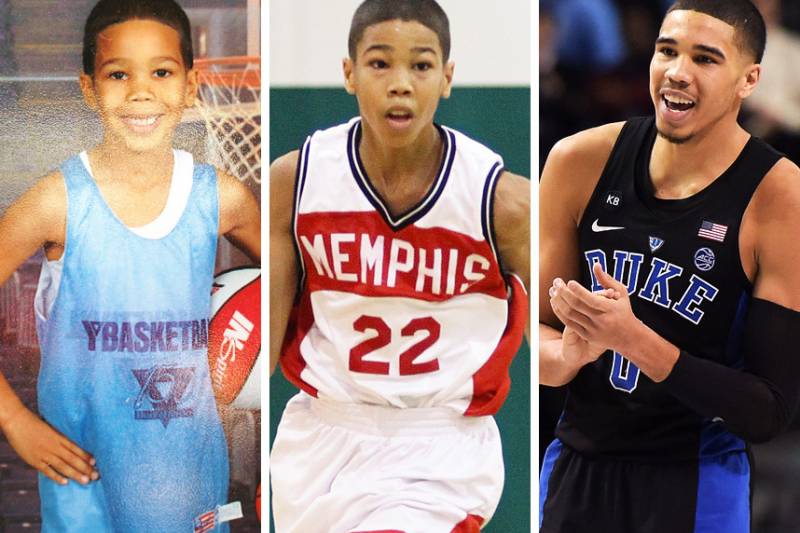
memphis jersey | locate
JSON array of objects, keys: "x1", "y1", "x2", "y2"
[
  {"x1": 556, "y1": 117, "x2": 782, "y2": 459},
  {"x1": 34, "y1": 152, "x2": 228, "y2": 532},
  {"x1": 280, "y1": 118, "x2": 527, "y2": 416}
]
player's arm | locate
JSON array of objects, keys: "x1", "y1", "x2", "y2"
[
  {"x1": 493, "y1": 170, "x2": 530, "y2": 330},
  {"x1": 269, "y1": 151, "x2": 300, "y2": 375},
  {"x1": 217, "y1": 171, "x2": 261, "y2": 262},
  {"x1": 657, "y1": 158, "x2": 800, "y2": 442},
  {"x1": 539, "y1": 124, "x2": 623, "y2": 386},
  {"x1": 0, "y1": 173, "x2": 99, "y2": 485}
]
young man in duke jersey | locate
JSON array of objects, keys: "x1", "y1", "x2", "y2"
[
  {"x1": 540, "y1": 0, "x2": 800, "y2": 531},
  {"x1": 0, "y1": 1, "x2": 260, "y2": 531},
  {"x1": 270, "y1": 0, "x2": 529, "y2": 531}
]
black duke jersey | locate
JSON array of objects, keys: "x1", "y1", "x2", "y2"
[{"x1": 555, "y1": 116, "x2": 782, "y2": 459}]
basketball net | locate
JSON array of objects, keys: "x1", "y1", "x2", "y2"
[{"x1": 194, "y1": 56, "x2": 261, "y2": 185}]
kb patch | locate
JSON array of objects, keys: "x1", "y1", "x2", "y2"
[
  {"x1": 133, "y1": 365, "x2": 195, "y2": 427},
  {"x1": 694, "y1": 247, "x2": 715, "y2": 272},
  {"x1": 603, "y1": 190, "x2": 623, "y2": 211}
]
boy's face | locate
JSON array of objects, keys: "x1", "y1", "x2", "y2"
[
  {"x1": 79, "y1": 19, "x2": 197, "y2": 154},
  {"x1": 343, "y1": 19, "x2": 454, "y2": 148},
  {"x1": 649, "y1": 9, "x2": 760, "y2": 144}
]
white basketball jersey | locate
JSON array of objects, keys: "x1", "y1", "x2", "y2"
[{"x1": 281, "y1": 118, "x2": 527, "y2": 415}]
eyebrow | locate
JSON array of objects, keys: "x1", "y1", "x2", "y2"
[
  {"x1": 363, "y1": 44, "x2": 393, "y2": 54},
  {"x1": 98, "y1": 56, "x2": 181, "y2": 70},
  {"x1": 411, "y1": 46, "x2": 437, "y2": 55},
  {"x1": 362, "y1": 44, "x2": 438, "y2": 56},
  {"x1": 655, "y1": 37, "x2": 726, "y2": 60}
]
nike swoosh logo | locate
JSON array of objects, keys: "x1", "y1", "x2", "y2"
[{"x1": 591, "y1": 219, "x2": 625, "y2": 232}]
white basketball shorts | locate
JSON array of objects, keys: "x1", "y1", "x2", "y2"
[{"x1": 270, "y1": 392, "x2": 505, "y2": 533}]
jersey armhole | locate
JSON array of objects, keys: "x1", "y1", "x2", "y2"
[
  {"x1": 291, "y1": 136, "x2": 312, "y2": 297},
  {"x1": 35, "y1": 169, "x2": 70, "y2": 322},
  {"x1": 481, "y1": 161, "x2": 506, "y2": 274},
  {"x1": 577, "y1": 119, "x2": 640, "y2": 228}
]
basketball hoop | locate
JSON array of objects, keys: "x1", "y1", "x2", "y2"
[{"x1": 194, "y1": 56, "x2": 261, "y2": 185}]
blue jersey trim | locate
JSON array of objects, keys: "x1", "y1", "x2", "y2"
[
  {"x1": 346, "y1": 119, "x2": 455, "y2": 230},
  {"x1": 539, "y1": 438, "x2": 563, "y2": 529},
  {"x1": 693, "y1": 449, "x2": 750, "y2": 532},
  {"x1": 480, "y1": 162, "x2": 505, "y2": 270}
]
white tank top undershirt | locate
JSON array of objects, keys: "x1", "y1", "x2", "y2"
[{"x1": 35, "y1": 149, "x2": 195, "y2": 319}]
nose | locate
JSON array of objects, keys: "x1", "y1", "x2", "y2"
[
  {"x1": 387, "y1": 67, "x2": 413, "y2": 97},
  {"x1": 127, "y1": 73, "x2": 155, "y2": 102},
  {"x1": 665, "y1": 54, "x2": 692, "y2": 87}
]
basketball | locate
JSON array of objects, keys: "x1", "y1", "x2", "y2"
[
  {"x1": 208, "y1": 267, "x2": 261, "y2": 409},
  {"x1": 255, "y1": 483, "x2": 261, "y2": 522}
]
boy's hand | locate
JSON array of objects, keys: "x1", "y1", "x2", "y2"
[{"x1": 2, "y1": 407, "x2": 99, "y2": 485}]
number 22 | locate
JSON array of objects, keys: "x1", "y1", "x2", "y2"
[{"x1": 349, "y1": 315, "x2": 441, "y2": 376}]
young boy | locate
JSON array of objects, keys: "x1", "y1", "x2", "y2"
[
  {"x1": 270, "y1": 1, "x2": 529, "y2": 531},
  {"x1": 0, "y1": 1, "x2": 260, "y2": 531}
]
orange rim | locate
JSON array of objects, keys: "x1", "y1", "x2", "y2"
[{"x1": 195, "y1": 56, "x2": 260, "y2": 88}]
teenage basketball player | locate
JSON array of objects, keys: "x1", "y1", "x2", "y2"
[
  {"x1": 269, "y1": 0, "x2": 529, "y2": 531},
  {"x1": 539, "y1": 1, "x2": 800, "y2": 531},
  {"x1": 0, "y1": 1, "x2": 259, "y2": 531}
]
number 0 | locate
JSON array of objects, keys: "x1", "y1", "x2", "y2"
[{"x1": 609, "y1": 351, "x2": 640, "y2": 393}]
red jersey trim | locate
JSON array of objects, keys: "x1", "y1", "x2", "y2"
[
  {"x1": 465, "y1": 273, "x2": 529, "y2": 416},
  {"x1": 279, "y1": 291, "x2": 319, "y2": 398},
  {"x1": 296, "y1": 211, "x2": 507, "y2": 302}
]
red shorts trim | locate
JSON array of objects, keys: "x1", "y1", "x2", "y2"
[{"x1": 451, "y1": 514, "x2": 485, "y2": 532}]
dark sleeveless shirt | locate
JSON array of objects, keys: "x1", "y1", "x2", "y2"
[{"x1": 555, "y1": 116, "x2": 782, "y2": 460}]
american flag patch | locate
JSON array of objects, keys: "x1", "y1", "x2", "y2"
[
  {"x1": 697, "y1": 221, "x2": 727, "y2": 242},
  {"x1": 193, "y1": 510, "x2": 217, "y2": 533}
]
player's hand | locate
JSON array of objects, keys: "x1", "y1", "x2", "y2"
[
  {"x1": 560, "y1": 324, "x2": 607, "y2": 369},
  {"x1": 550, "y1": 276, "x2": 619, "y2": 369},
  {"x1": 2, "y1": 406, "x2": 99, "y2": 485},
  {"x1": 550, "y1": 263, "x2": 639, "y2": 355}
]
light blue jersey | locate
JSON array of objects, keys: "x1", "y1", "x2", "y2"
[{"x1": 34, "y1": 152, "x2": 229, "y2": 532}]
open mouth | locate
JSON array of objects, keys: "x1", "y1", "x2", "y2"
[
  {"x1": 126, "y1": 116, "x2": 158, "y2": 127},
  {"x1": 385, "y1": 109, "x2": 413, "y2": 126},
  {"x1": 662, "y1": 94, "x2": 696, "y2": 112},
  {"x1": 122, "y1": 115, "x2": 163, "y2": 132}
]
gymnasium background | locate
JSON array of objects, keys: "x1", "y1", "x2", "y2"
[
  {"x1": 269, "y1": 0, "x2": 531, "y2": 530},
  {"x1": 0, "y1": 1, "x2": 260, "y2": 530},
  {"x1": 541, "y1": 0, "x2": 800, "y2": 530}
]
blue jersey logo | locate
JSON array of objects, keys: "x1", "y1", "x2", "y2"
[
  {"x1": 649, "y1": 236, "x2": 664, "y2": 252},
  {"x1": 132, "y1": 365, "x2": 196, "y2": 427},
  {"x1": 694, "y1": 247, "x2": 715, "y2": 272}
]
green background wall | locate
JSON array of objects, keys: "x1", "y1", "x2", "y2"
[{"x1": 269, "y1": 86, "x2": 530, "y2": 532}]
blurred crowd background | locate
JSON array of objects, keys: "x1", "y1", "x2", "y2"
[{"x1": 540, "y1": 1, "x2": 800, "y2": 531}]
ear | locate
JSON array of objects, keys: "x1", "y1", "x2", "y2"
[
  {"x1": 184, "y1": 68, "x2": 198, "y2": 107},
  {"x1": 343, "y1": 57, "x2": 356, "y2": 95},
  {"x1": 441, "y1": 60, "x2": 455, "y2": 99},
  {"x1": 79, "y1": 72, "x2": 98, "y2": 110},
  {"x1": 738, "y1": 63, "x2": 761, "y2": 100}
]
